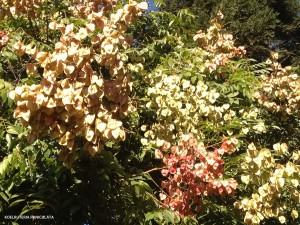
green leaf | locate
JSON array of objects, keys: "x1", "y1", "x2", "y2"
[
  {"x1": 30, "y1": 200, "x2": 44, "y2": 205},
  {"x1": 7, "y1": 98, "x2": 13, "y2": 108},
  {"x1": 9, "y1": 199, "x2": 25, "y2": 208},
  {"x1": 105, "y1": 141, "x2": 114, "y2": 148},
  {"x1": 44, "y1": 149, "x2": 50, "y2": 158},
  {"x1": 145, "y1": 212, "x2": 155, "y2": 221},
  {"x1": 191, "y1": 76, "x2": 197, "y2": 84},
  {"x1": 7, "y1": 126, "x2": 19, "y2": 135},
  {"x1": 227, "y1": 92, "x2": 239, "y2": 98},
  {"x1": 0, "y1": 192, "x2": 9, "y2": 203},
  {"x1": 5, "y1": 134, "x2": 12, "y2": 149},
  {"x1": 154, "y1": 211, "x2": 163, "y2": 222},
  {"x1": 1, "y1": 90, "x2": 7, "y2": 102},
  {"x1": 164, "y1": 210, "x2": 174, "y2": 224}
]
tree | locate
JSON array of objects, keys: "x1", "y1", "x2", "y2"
[
  {"x1": 160, "y1": 0, "x2": 300, "y2": 67},
  {"x1": 0, "y1": 0, "x2": 299, "y2": 225}
]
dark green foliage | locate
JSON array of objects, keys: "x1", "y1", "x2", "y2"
[{"x1": 159, "y1": 0, "x2": 300, "y2": 67}]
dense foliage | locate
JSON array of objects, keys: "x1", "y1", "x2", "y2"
[
  {"x1": 0, "y1": 0, "x2": 299, "y2": 225},
  {"x1": 159, "y1": 0, "x2": 300, "y2": 68}
]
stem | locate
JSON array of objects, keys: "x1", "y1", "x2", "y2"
[
  {"x1": 131, "y1": 167, "x2": 164, "y2": 177},
  {"x1": 143, "y1": 167, "x2": 164, "y2": 174}
]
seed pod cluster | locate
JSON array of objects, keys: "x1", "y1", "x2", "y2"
[
  {"x1": 142, "y1": 17, "x2": 264, "y2": 147},
  {"x1": 0, "y1": 0, "x2": 45, "y2": 18},
  {"x1": 9, "y1": 1, "x2": 148, "y2": 163},
  {"x1": 157, "y1": 134, "x2": 237, "y2": 218},
  {"x1": 235, "y1": 143, "x2": 300, "y2": 225},
  {"x1": 193, "y1": 11, "x2": 246, "y2": 74},
  {"x1": 254, "y1": 56, "x2": 300, "y2": 119},
  {"x1": 142, "y1": 73, "x2": 239, "y2": 146}
]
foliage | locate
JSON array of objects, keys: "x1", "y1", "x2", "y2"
[
  {"x1": 159, "y1": 0, "x2": 300, "y2": 68},
  {"x1": 0, "y1": 0, "x2": 299, "y2": 225},
  {"x1": 140, "y1": 13, "x2": 265, "y2": 149}
]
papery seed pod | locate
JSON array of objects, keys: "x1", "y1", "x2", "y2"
[
  {"x1": 8, "y1": 0, "x2": 149, "y2": 164},
  {"x1": 291, "y1": 210, "x2": 298, "y2": 219}
]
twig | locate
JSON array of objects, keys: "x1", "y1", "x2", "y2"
[{"x1": 131, "y1": 167, "x2": 164, "y2": 177}]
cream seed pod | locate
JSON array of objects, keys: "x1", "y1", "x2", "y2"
[
  {"x1": 236, "y1": 142, "x2": 300, "y2": 225},
  {"x1": 143, "y1": 72, "x2": 237, "y2": 146},
  {"x1": 141, "y1": 15, "x2": 266, "y2": 148},
  {"x1": 9, "y1": 1, "x2": 148, "y2": 165},
  {"x1": 254, "y1": 59, "x2": 300, "y2": 119}
]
